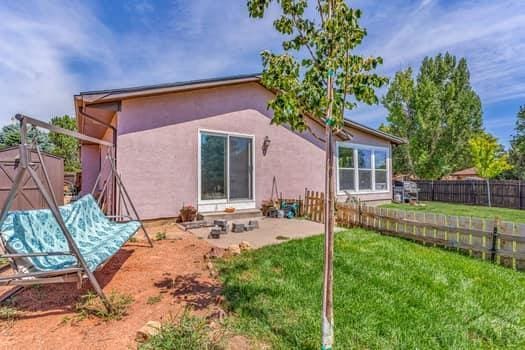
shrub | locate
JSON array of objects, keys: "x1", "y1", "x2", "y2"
[
  {"x1": 75, "y1": 291, "x2": 133, "y2": 321},
  {"x1": 139, "y1": 311, "x2": 221, "y2": 350}
]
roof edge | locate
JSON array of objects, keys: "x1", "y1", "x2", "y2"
[
  {"x1": 77, "y1": 73, "x2": 262, "y2": 97},
  {"x1": 343, "y1": 119, "x2": 406, "y2": 145}
]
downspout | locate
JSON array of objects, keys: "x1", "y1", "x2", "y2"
[{"x1": 78, "y1": 106, "x2": 118, "y2": 215}]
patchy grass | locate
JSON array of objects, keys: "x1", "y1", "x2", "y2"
[
  {"x1": 139, "y1": 310, "x2": 222, "y2": 350},
  {"x1": 0, "y1": 306, "x2": 18, "y2": 322},
  {"x1": 146, "y1": 295, "x2": 162, "y2": 305},
  {"x1": 218, "y1": 229, "x2": 525, "y2": 349},
  {"x1": 75, "y1": 291, "x2": 133, "y2": 321},
  {"x1": 155, "y1": 231, "x2": 167, "y2": 241},
  {"x1": 381, "y1": 201, "x2": 525, "y2": 223}
]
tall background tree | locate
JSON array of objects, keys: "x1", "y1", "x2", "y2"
[
  {"x1": 247, "y1": 1, "x2": 387, "y2": 348},
  {"x1": 509, "y1": 105, "x2": 525, "y2": 180},
  {"x1": 0, "y1": 123, "x2": 53, "y2": 152},
  {"x1": 469, "y1": 132, "x2": 512, "y2": 206},
  {"x1": 381, "y1": 53, "x2": 482, "y2": 179},
  {"x1": 49, "y1": 115, "x2": 81, "y2": 172}
]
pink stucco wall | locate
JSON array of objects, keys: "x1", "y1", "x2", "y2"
[
  {"x1": 80, "y1": 144, "x2": 100, "y2": 195},
  {"x1": 83, "y1": 82, "x2": 392, "y2": 219}
]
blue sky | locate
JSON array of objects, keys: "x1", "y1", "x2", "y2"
[{"x1": 1, "y1": 0, "x2": 524, "y2": 146}]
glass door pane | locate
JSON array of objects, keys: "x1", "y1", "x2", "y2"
[
  {"x1": 201, "y1": 133, "x2": 227, "y2": 200},
  {"x1": 229, "y1": 136, "x2": 253, "y2": 200}
]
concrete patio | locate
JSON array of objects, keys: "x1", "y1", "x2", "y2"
[{"x1": 189, "y1": 217, "x2": 325, "y2": 248}]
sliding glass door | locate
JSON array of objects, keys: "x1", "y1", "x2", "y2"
[
  {"x1": 229, "y1": 136, "x2": 253, "y2": 200},
  {"x1": 200, "y1": 131, "x2": 254, "y2": 209}
]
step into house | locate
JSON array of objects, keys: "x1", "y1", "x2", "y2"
[{"x1": 199, "y1": 208, "x2": 263, "y2": 221}]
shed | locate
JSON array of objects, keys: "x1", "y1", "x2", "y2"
[{"x1": 0, "y1": 147, "x2": 64, "y2": 210}]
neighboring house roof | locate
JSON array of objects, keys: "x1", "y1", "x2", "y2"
[
  {"x1": 450, "y1": 167, "x2": 478, "y2": 176},
  {"x1": 75, "y1": 73, "x2": 405, "y2": 145}
]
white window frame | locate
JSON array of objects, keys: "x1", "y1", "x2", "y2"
[
  {"x1": 197, "y1": 128, "x2": 256, "y2": 212},
  {"x1": 336, "y1": 142, "x2": 390, "y2": 195}
]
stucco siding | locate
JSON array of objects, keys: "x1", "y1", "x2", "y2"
[
  {"x1": 81, "y1": 82, "x2": 393, "y2": 219},
  {"x1": 116, "y1": 83, "x2": 326, "y2": 219}
]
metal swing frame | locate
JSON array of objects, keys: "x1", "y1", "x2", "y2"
[{"x1": 0, "y1": 114, "x2": 153, "y2": 309}]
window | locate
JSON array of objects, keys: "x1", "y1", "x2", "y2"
[
  {"x1": 358, "y1": 149, "x2": 372, "y2": 191},
  {"x1": 338, "y1": 146, "x2": 354, "y2": 191},
  {"x1": 374, "y1": 150, "x2": 388, "y2": 190},
  {"x1": 337, "y1": 143, "x2": 389, "y2": 193}
]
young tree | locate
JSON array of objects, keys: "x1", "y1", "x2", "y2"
[
  {"x1": 469, "y1": 133, "x2": 512, "y2": 207},
  {"x1": 509, "y1": 105, "x2": 525, "y2": 180},
  {"x1": 0, "y1": 123, "x2": 53, "y2": 152},
  {"x1": 247, "y1": 1, "x2": 387, "y2": 348},
  {"x1": 49, "y1": 115, "x2": 81, "y2": 172},
  {"x1": 381, "y1": 53, "x2": 482, "y2": 179}
]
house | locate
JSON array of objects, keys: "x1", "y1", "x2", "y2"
[
  {"x1": 74, "y1": 73, "x2": 404, "y2": 220},
  {"x1": 443, "y1": 167, "x2": 483, "y2": 181}
]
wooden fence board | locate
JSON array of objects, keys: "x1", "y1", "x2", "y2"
[
  {"x1": 414, "y1": 180, "x2": 525, "y2": 210},
  {"x1": 326, "y1": 201, "x2": 525, "y2": 271}
]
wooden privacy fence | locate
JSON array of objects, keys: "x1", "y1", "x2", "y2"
[
  {"x1": 415, "y1": 180, "x2": 525, "y2": 210},
  {"x1": 336, "y1": 203, "x2": 525, "y2": 270}
]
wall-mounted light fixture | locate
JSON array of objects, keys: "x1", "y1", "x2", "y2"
[{"x1": 262, "y1": 136, "x2": 271, "y2": 156}]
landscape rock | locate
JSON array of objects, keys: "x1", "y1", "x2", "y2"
[
  {"x1": 204, "y1": 247, "x2": 225, "y2": 260},
  {"x1": 135, "y1": 320, "x2": 161, "y2": 343},
  {"x1": 239, "y1": 241, "x2": 253, "y2": 251},
  {"x1": 227, "y1": 244, "x2": 241, "y2": 256}
]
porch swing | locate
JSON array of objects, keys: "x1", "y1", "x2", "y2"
[{"x1": 0, "y1": 114, "x2": 153, "y2": 309}]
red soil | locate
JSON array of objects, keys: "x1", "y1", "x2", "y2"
[{"x1": 0, "y1": 224, "x2": 224, "y2": 350}]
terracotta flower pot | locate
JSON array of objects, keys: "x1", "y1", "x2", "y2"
[{"x1": 179, "y1": 205, "x2": 197, "y2": 222}]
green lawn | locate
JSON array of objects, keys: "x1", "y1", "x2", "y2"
[
  {"x1": 218, "y1": 229, "x2": 525, "y2": 349},
  {"x1": 381, "y1": 201, "x2": 525, "y2": 223}
]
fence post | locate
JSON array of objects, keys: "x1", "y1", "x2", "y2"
[
  {"x1": 518, "y1": 180, "x2": 523, "y2": 209},
  {"x1": 357, "y1": 200, "x2": 363, "y2": 227},
  {"x1": 431, "y1": 180, "x2": 434, "y2": 202},
  {"x1": 491, "y1": 218, "x2": 499, "y2": 263}
]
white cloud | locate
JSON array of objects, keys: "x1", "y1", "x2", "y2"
[{"x1": 0, "y1": 0, "x2": 523, "y2": 145}]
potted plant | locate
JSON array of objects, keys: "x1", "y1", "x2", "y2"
[{"x1": 179, "y1": 205, "x2": 197, "y2": 222}]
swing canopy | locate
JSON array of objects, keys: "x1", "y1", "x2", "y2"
[{"x1": 1, "y1": 194, "x2": 140, "y2": 272}]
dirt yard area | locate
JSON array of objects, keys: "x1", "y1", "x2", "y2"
[{"x1": 0, "y1": 222, "x2": 224, "y2": 350}]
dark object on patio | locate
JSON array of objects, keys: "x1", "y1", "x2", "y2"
[
  {"x1": 213, "y1": 219, "x2": 228, "y2": 234},
  {"x1": 232, "y1": 223, "x2": 246, "y2": 233},
  {"x1": 180, "y1": 220, "x2": 214, "y2": 231},
  {"x1": 393, "y1": 180, "x2": 419, "y2": 204},
  {"x1": 208, "y1": 227, "x2": 222, "y2": 239},
  {"x1": 261, "y1": 200, "x2": 276, "y2": 216},
  {"x1": 179, "y1": 205, "x2": 197, "y2": 222},
  {"x1": 267, "y1": 207, "x2": 279, "y2": 218},
  {"x1": 247, "y1": 220, "x2": 259, "y2": 230},
  {"x1": 281, "y1": 202, "x2": 299, "y2": 219}
]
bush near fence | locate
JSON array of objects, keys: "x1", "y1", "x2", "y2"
[
  {"x1": 415, "y1": 180, "x2": 525, "y2": 210},
  {"x1": 302, "y1": 189, "x2": 525, "y2": 270}
]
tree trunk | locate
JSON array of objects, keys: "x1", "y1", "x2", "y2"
[
  {"x1": 321, "y1": 124, "x2": 335, "y2": 350},
  {"x1": 486, "y1": 178, "x2": 492, "y2": 207},
  {"x1": 321, "y1": 0, "x2": 335, "y2": 341}
]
